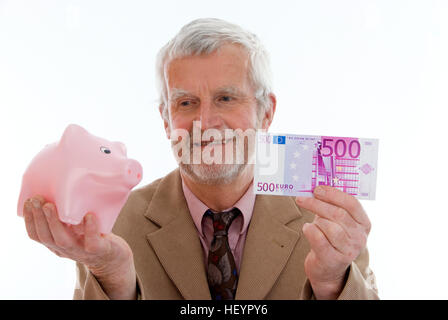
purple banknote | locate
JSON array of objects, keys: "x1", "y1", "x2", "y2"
[{"x1": 254, "y1": 132, "x2": 379, "y2": 200}]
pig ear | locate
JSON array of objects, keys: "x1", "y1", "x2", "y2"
[
  {"x1": 115, "y1": 141, "x2": 127, "y2": 155},
  {"x1": 58, "y1": 124, "x2": 89, "y2": 148}
]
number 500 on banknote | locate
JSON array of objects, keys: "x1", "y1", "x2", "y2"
[{"x1": 254, "y1": 132, "x2": 379, "y2": 200}]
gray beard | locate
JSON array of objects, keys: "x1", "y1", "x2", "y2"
[
  {"x1": 179, "y1": 162, "x2": 247, "y2": 185},
  {"x1": 171, "y1": 118, "x2": 261, "y2": 185}
]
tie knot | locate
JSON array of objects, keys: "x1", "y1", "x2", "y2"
[{"x1": 205, "y1": 208, "x2": 241, "y2": 236}]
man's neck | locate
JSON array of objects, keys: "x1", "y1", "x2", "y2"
[{"x1": 180, "y1": 165, "x2": 254, "y2": 212}]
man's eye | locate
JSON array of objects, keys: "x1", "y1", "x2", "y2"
[
  {"x1": 219, "y1": 96, "x2": 233, "y2": 102},
  {"x1": 180, "y1": 100, "x2": 192, "y2": 107}
]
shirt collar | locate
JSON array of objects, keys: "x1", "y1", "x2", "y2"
[{"x1": 181, "y1": 178, "x2": 256, "y2": 237}]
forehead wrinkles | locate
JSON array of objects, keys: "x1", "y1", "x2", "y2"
[{"x1": 164, "y1": 46, "x2": 252, "y2": 92}]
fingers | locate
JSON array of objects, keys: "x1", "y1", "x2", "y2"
[
  {"x1": 302, "y1": 222, "x2": 346, "y2": 264},
  {"x1": 296, "y1": 195, "x2": 359, "y2": 234},
  {"x1": 313, "y1": 185, "x2": 371, "y2": 231},
  {"x1": 313, "y1": 217, "x2": 358, "y2": 260},
  {"x1": 29, "y1": 196, "x2": 55, "y2": 246},
  {"x1": 42, "y1": 202, "x2": 77, "y2": 252},
  {"x1": 70, "y1": 222, "x2": 85, "y2": 237},
  {"x1": 22, "y1": 196, "x2": 110, "y2": 265},
  {"x1": 23, "y1": 196, "x2": 82, "y2": 257},
  {"x1": 297, "y1": 187, "x2": 369, "y2": 262},
  {"x1": 296, "y1": 185, "x2": 371, "y2": 234},
  {"x1": 299, "y1": 186, "x2": 371, "y2": 289},
  {"x1": 23, "y1": 199, "x2": 38, "y2": 241}
]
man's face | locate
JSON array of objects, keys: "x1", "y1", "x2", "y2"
[{"x1": 162, "y1": 44, "x2": 273, "y2": 184}]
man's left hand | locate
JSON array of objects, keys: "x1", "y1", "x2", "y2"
[{"x1": 295, "y1": 185, "x2": 371, "y2": 300}]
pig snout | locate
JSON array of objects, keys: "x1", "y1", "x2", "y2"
[{"x1": 124, "y1": 159, "x2": 143, "y2": 187}]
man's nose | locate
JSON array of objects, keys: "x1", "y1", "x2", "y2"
[{"x1": 198, "y1": 99, "x2": 222, "y2": 130}]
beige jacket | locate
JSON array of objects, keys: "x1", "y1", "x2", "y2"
[{"x1": 73, "y1": 168, "x2": 379, "y2": 300}]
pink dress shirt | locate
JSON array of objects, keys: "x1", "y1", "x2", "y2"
[{"x1": 181, "y1": 179, "x2": 256, "y2": 273}]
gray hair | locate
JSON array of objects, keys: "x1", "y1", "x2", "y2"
[{"x1": 155, "y1": 18, "x2": 273, "y2": 121}]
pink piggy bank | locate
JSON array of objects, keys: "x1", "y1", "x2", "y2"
[{"x1": 17, "y1": 124, "x2": 143, "y2": 234}]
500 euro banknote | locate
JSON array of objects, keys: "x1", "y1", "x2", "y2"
[{"x1": 254, "y1": 132, "x2": 379, "y2": 200}]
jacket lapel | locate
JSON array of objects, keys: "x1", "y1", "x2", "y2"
[
  {"x1": 142, "y1": 168, "x2": 304, "y2": 300},
  {"x1": 235, "y1": 194, "x2": 303, "y2": 300},
  {"x1": 143, "y1": 169, "x2": 211, "y2": 299}
]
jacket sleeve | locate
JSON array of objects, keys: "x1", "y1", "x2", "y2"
[
  {"x1": 336, "y1": 247, "x2": 379, "y2": 300},
  {"x1": 73, "y1": 262, "x2": 110, "y2": 300},
  {"x1": 300, "y1": 247, "x2": 379, "y2": 300},
  {"x1": 72, "y1": 262, "x2": 144, "y2": 300}
]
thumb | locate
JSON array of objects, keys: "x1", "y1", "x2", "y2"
[{"x1": 83, "y1": 213, "x2": 109, "y2": 254}]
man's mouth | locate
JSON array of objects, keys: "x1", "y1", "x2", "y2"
[{"x1": 193, "y1": 137, "x2": 234, "y2": 147}]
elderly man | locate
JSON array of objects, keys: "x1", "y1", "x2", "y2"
[{"x1": 22, "y1": 18, "x2": 378, "y2": 300}]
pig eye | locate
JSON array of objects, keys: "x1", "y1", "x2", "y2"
[{"x1": 100, "y1": 146, "x2": 111, "y2": 154}]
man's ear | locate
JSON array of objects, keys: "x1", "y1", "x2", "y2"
[
  {"x1": 261, "y1": 93, "x2": 277, "y2": 130},
  {"x1": 159, "y1": 104, "x2": 171, "y2": 139}
]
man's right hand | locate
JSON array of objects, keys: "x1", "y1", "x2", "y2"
[{"x1": 22, "y1": 195, "x2": 137, "y2": 300}]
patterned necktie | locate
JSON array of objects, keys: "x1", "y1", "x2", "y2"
[{"x1": 205, "y1": 207, "x2": 241, "y2": 300}]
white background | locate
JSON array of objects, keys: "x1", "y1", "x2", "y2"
[{"x1": 1, "y1": 0, "x2": 447, "y2": 299}]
